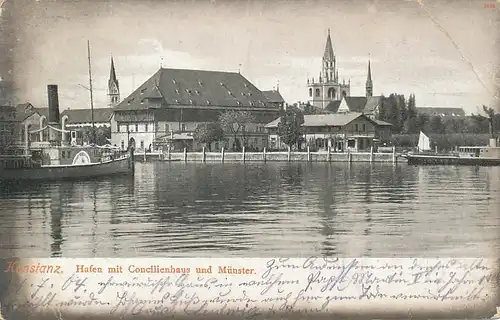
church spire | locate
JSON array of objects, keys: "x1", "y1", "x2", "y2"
[
  {"x1": 365, "y1": 57, "x2": 373, "y2": 97},
  {"x1": 322, "y1": 28, "x2": 335, "y2": 82},
  {"x1": 108, "y1": 56, "x2": 120, "y2": 107},
  {"x1": 323, "y1": 28, "x2": 335, "y2": 61}
]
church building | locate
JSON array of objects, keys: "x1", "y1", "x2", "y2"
[{"x1": 308, "y1": 29, "x2": 382, "y2": 120}]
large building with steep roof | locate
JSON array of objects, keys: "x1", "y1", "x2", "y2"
[{"x1": 111, "y1": 67, "x2": 280, "y2": 152}]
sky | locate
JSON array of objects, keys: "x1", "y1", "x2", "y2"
[{"x1": 6, "y1": 0, "x2": 500, "y2": 114}]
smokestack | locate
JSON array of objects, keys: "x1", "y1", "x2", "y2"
[{"x1": 47, "y1": 84, "x2": 60, "y2": 124}]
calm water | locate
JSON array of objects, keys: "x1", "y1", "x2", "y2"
[{"x1": 0, "y1": 162, "x2": 498, "y2": 257}]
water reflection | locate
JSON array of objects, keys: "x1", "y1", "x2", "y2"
[{"x1": 0, "y1": 163, "x2": 498, "y2": 257}]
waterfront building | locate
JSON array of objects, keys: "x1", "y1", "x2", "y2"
[
  {"x1": 15, "y1": 103, "x2": 49, "y2": 146},
  {"x1": 0, "y1": 104, "x2": 18, "y2": 153},
  {"x1": 265, "y1": 112, "x2": 392, "y2": 151},
  {"x1": 262, "y1": 87, "x2": 285, "y2": 109},
  {"x1": 110, "y1": 68, "x2": 280, "y2": 152},
  {"x1": 60, "y1": 108, "x2": 112, "y2": 129}
]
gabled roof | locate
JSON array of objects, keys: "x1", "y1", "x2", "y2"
[
  {"x1": 342, "y1": 97, "x2": 369, "y2": 113},
  {"x1": 60, "y1": 108, "x2": 113, "y2": 124},
  {"x1": 417, "y1": 107, "x2": 465, "y2": 116},
  {"x1": 303, "y1": 112, "x2": 363, "y2": 127},
  {"x1": 265, "y1": 112, "x2": 392, "y2": 128},
  {"x1": 326, "y1": 96, "x2": 381, "y2": 114},
  {"x1": 325, "y1": 100, "x2": 342, "y2": 113},
  {"x1": 15, "y1": 103, "x2": 48, "y2": 121},
  {"x1": 115, "y1": 68, "x2": 274, "y2": 111},
  {"x1": 262, "y1": 90, "x2": 285, "y2": 103}
]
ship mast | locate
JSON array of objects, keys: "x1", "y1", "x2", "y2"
[{"x1": 87, "y1": 40, "x2": 95, "y2": 144}]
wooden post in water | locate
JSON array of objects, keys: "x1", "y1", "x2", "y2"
[
  {"x1": 307, "y1": 146, "x2": 311, "y2": 162},
  {"x1": 347, "y1": 149, "x2": 352, "y2": 163},
  {"x1": 287, "y1": 146, "x2": 291, "y2": 162},
  {"x1": 221, "y1": 147, "x2": 225, "y2": 163},
  {"x1": 144, "y1": 149, "x2": 146, "y2": 162},
  {"x1": 242, "y1": 146, "x2": 246, "y2": 162},
  {"x1": 327, "y1": 146, "x2": 331, "y2": 162},
  {"x1": 183, "y1": 147, "x2": 187, "y2": 162},
  {"x1": 202, "y1": 147, "x2": 206, "y2": 163},
  {"x1": 167, "y1": 145, "x2": 171, "y2": 161},
  {"x1": 392, "y1": 146, "x2": 397, "y2": 164},
  {"x1": 370, "y1": 146, "x2": 374, "y2": 163},
  {"x1": 263, "y1": 147, "x2": 267, "y2": 162}
]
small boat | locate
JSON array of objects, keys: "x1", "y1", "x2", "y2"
[
  {"x1": 0, "y1": 41, "x2": 135, "y2": 182},
  {"x1": 402, "y1": 132, "x2": 500, "y2": 166}
]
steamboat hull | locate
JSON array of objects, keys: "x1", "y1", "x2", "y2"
[
  {"x1": 0, "y1": 157, "x2": 134, "y2": 181},
  {"x1": 405, "y1": 154, "x2": 500, "y2": 166}
]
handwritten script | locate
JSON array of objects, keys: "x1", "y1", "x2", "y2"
[{"x1": 1, "y1": 258, "x2": 497, "y2": 318}]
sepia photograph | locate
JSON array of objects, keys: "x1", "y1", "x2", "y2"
[{"x1": 0, "y1": 0, "x2": 499, "y2": 319}]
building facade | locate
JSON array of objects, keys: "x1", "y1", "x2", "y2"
[
  {"x1": 265, "y1": 112, "x2": 392, "y2": 151},
  {"x1": 110, "y1": 68, "x2": 280, "y2": 152},
  {"x1": 0, "y1": 105, "x2": 18, "y2": 153}
]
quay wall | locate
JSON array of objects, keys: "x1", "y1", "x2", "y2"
[{"x1": 137, "y1": 148, "x2": 399, "y2": 163}]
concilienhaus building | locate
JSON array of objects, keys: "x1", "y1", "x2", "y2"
[{"x1": 110, "y1": 67, "x2": 281, "y2": 152}]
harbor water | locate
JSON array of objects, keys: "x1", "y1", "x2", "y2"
[{"x1": 0, "y1": 162, "x2": 498, "y2": 257}]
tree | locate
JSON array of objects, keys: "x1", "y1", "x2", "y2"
[
  {"x1": 429, "y1": 116, "x2": 445, "y2": 134},
  {"x1": 302, "y1": 102, "x2": 328, "y2": 115},
  {"x1": 193, "y1": 122, "x2": 224, "y2": 151},
  {"x1": 277, "y1": 107, "x2": 304, "y2": 149},
  {"x1": 218, "y1": 110, "x2": 255, "y2": 151},
  {"x1": 81, "y1": 126, "x2": 111, "y2": 146},
  {"x1": 482, "y1": 105, "x2": 496, "y2": 138}
]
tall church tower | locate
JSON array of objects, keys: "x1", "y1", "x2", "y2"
[
  {"x1": 365, "y1": 59, "x2": 373, "y2": 97},
  {"x1": 307, "y1": 29, "x2": 351, "y2": 109},
  {"x1": 108, "y1": 57, "x2": 120, "y2": 107}
]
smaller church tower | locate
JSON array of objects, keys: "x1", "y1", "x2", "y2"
[
  {"x1": 108, "y1": 57, "x2": 120, "y2": 107},
  {"x1": 365, "y1": 59, "x2": 373, "y2": 97}
]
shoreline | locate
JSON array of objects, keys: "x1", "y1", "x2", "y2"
[{"x1": 135, "y1": 149, "x2": 402, "y2": 163}]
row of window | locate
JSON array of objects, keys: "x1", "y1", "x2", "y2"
[
  {"x1": 308, "y1": 88, "x2": 347, "y2": 98},
  {"x1": 116, "y1": 123, "x2": 267, "y2": 133}
]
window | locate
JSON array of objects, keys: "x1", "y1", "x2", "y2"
[
  {"x1": 121, "y1": 141, "x2": 124, "y2": 150},
  {"x1": 328, "y1": 88, "x2": 335, "y2": 98},
  {"x1": 135, "y1": 124, "x2": 139, "y2": 132},
  {"x1": 242, "y1": 125, "x2": 246, "y2": 132},
  {"x1": 362, "y1": 124, "x2": 366, "y2": 132},
  {"x1": 140, "y1": 140, "x2": 144, "y2": 149},
  {"x1": 164, "y1": 123, "x2": 169, "y2": 132},
  {"x1": 145, "y1": 124, "x2": 148, "y2": 132},
  {"x1": 342, "y1": 90, "x2": 347, "y2": 97},
  {"x1": 117, "y1": 124, "x2": 120, "y2": 132},
  {"x1": 309, "y1": 88, "x2": 312, "y2": 97},
  {"x1": 62, "y1": 151, "x2": 65, "y2": 159},
  {"x1": 355, "y1": 124, "x2": 359, "y2": 131},
  {"x1": 315, "y1": 89, "x2": 320, "y2": 97},
  {"x1": 181, "y1": 124, "x2": 186, "y2": 131}
]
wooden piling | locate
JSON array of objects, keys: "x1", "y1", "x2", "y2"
[
  {"x1": 183, "y1": 147, "x2": 187, "y2": 162},
  {"x1": 263, "y1": 147, "x2": 267, "y2": 162}
]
